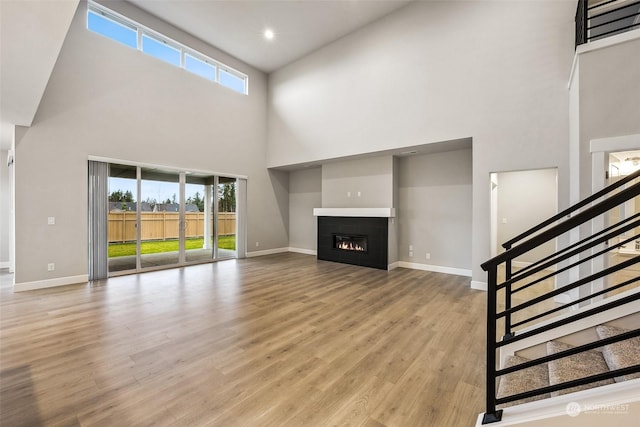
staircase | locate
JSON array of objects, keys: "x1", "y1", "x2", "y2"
[
  {"x1": 479, "y1": 168, "x2": 640, "y2": 425},
  {"x1": 498, "y1": 324, "x2": 640, "y2": 407}
]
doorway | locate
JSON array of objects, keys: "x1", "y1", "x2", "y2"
[
  {"x1": 605, "y1": 150, "x2": 640, "y2": 296},
  {"x1": 490, "y1": 168, "x2": 558, "y2": 263},
  {"x1": 106, "y1": 163, "x2": 238, "y2": 275}
]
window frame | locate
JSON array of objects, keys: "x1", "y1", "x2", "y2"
[
  {"x1": 141, "y1": 31, "x2": 182, "y2": 67},
  {"x1": 86, "y1": 1, "x2": 249, "y2": 95},
  {"x1": 87, "y1": 7, "x2": 138, "y2": 49},
  {"x1": 184, "y1": 50, "x2": 218, "y2": 83}
]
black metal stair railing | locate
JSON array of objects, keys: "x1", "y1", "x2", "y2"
[
  {"x1": 480, "y1": 168, "x2": 640, "y2": 424},
  {"x1": 576, "y1": 0, "x2": 640, "y2": 48}
]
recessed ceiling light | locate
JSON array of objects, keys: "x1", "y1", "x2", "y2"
[{"x1": 264, "y1": 29, "x2": 275, "y2": 40}]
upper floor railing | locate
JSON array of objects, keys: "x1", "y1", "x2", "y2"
[{"x1": 576, "y1": 0, "x2": 640, "y2": 48}]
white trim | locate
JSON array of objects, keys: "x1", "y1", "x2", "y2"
[
  {"x1": 388, "y1": 261, "x2": 399, "y2": 270},
  {"x1": 475, "y1": 378, "x2": 640, "y2": 426},
  {"x1": 397, "y1": 261, "x2": 472, "y2": 277},
  {"x1": 14, "y1": 274, "x2": 89, "y2": 292},
  {"x1": 246, "y1": 247, "x2": 289, "y2": 258},
  {"x1": 0, "y1": 262, "x2": 10, "y2": 269},
  {"x1": 590, "y1": 133, "x2": 640, "y2": 153},
  {"x1": 87, "y1": 155, "x2": 248, "y2": 180},
  {"x1": 313, "y1": 208, "x2": 396, "y2": 217},
  {"x1": 471, "y1": 281, "x2": 488, "y2": 291},
  {"x1": 288, "y1": 247, "x2": 317, "y2": 256},
  {"x1": 569, "y1": 28, "x2": 640, "y2": 89}
]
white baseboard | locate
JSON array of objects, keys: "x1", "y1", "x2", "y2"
[
  {"x1": 0, "y1": 261, "x2": 10, "y2": 269},
  {"x1": 246, "y1": 247, "x2": 289, "y2": 258},
  {"x1": 471, "y1": 281, "x2": 488, "y2": 291},
  {"x1": 14, "y1": 274, "x2": 89, "y2": 292},
  {"x1": 388, "y1": 262, "x2": 399, "y2": 270},
  {"x1": 288, "y1": 247, "x2": 317, "y2": 256},
  {"x1": 397, "y1": 261, "x2": 472, "y2": 277}
]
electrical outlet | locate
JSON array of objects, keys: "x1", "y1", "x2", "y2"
[
  {"x1": 47, "y1": 263, "x2": 55, "y2": 271},
  {"x1": 347, "y1": 191, "x2": 351, "y2": 197},
  {"x1": 426, "y1": 253, "x2": 431, "y2": 260},
  {"x1": 48, "y1": 217, "x2": 55, "y2": 225},
  {"x1": 357, "y1": 191, "x2": 361, "y2": 197},
  {"x1": 409, "y1": 245, "x2": 413, "y2": 251},
  {"x1": 255, "y1": 242, "x2": 259, "y2": 247},
  {"x1": 409, "y1": 251, "x2": 413, "y2": 257}
]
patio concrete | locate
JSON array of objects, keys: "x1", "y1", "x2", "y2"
[{"x1": 108, "y1": 248, "x2": 236, "y2": 272}]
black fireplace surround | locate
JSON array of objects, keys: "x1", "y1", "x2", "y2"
[{"x1": 317, "y1": 216, "x2": 388, "y2": 270}]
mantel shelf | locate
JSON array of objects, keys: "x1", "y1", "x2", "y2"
[{"x1": 313, "y1": 208, "x2": 396, "y2": 218}]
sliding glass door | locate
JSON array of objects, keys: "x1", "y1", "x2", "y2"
[
  {"x1": 217, "y1": 177, "x2": 237, "y2": 260},
  {"x1": 108, "y1": 164, "x2": 138, "y2": 273},
  {"x1": 185, "y1": 174, "x2": 215, "y2": 263},
  {"x1": 106, "y1": 163, "x2": 238, "y2": 275},
  {"x1": 140, "y1": 168, "x2": 181, "y2": 269}
]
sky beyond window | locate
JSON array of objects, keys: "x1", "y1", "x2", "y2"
[{"x1": 109, "y1": 177, "x2": 205, "y2": 203}]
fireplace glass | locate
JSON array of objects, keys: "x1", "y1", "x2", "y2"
[{"x1": 333, "y1": 234, "x2": 368, "y2": 252}]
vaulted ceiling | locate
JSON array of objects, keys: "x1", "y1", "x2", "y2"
[
  {"x1": 0, "y1": 0, "x2": 413, "y2": 150},
  {"x1": 128, "y1": 0, "x2": 412, "y2": 73}
]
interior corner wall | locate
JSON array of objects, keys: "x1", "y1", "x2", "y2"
[
  {"x1": 388, "y1": 156, "x2": 399, "y2": 265},
  {"x1": 496, "y1": 168, "x2": 558, "y2": 264},
  {"x1": 398, "y1": 149, "x2": 472, "y2": 270},
  {"x1": 288, "y1": 167, "x2": 321, "y2": 252},
  {"x1": 268, "y1": 0, "x2": 575, "y2": 283},
  {"x1": 12, "y1": 2, "x2": 285, "y2": 285},
  {"x1": 0, "y1": 150, "x2": 10, "y2": 267}
]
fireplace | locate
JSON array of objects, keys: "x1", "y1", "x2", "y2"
[
  {"x1": 334, "y1": 234, "x2": 367, "y2": 252},
  {"x1": 317, "y1": 216, "x2": 388, "y2": 270}
]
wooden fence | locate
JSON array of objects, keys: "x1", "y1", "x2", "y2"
[{"x1": 108, "y1": 212, "x2": 236, "y2": 243}]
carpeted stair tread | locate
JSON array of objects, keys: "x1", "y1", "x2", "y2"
[
  {"x1": 497, "y1": 355, "x2": 550, "y2": 407},
  {"x1": 596, "y1": 324, "x2": 640, "y2": 382},
  {"x1": 546, "y1": 340, "x2": 615, "y2": 396}
]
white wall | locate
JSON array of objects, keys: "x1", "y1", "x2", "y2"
[
  {"x1": 578, "y1": 35, "x2": 640, "y2": 199},
  {"x1": 269, "y1": 0, "x2": 574, "y2": 284},
  {"x1": 398, "y1": 149, "x2": 472, "y2": 270},
  {"x1": 495, "y1": 168, "x2": 558, "y2": 264},
  {"x1": 0, "y1": 150, "x2": 10, "y2": 268},
  {"x1": 321, "y1": 156, "x2": 395, "y2": 208},
  {"x1": 13, "y1": 2, "x2": 286, "y2": 285},
  {"x1": 288, "y1": 167, "x2": 321, "y2": 252}
]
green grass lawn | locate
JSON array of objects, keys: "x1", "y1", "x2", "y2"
[{"x1": 109, "y1": 236, "x2": 236, "y2": 257}]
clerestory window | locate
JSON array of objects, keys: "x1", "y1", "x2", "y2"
[{"x1": 87, "y1": 1, "x2": 248, "y2": 95}]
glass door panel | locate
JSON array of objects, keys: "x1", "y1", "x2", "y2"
[
  {"x1": 217, "y1": 177, "x2": 237, "y2": 259},
  {"x1": 108, "y1": 164, "x2": 138, "y2": 273},
  {"x1": 140, "y1": 168, "x2": 180, "y2": 269},
  {"x1": 185, "y1": 174, "x2": 215, "y2": 263},
  {"x1": 105, "y1": 162, "x2": 238, "y2": 276}
]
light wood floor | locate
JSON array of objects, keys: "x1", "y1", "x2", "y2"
[{"x1": 0, "y1": 253, "x2": 487, "y2": 427}]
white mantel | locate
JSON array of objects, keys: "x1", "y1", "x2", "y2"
[{"x1": 313, "y1": 208, "x2": 396, "y2": 217}]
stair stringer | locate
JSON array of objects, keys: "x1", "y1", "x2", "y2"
[
  {"x1": 499, "y1": 286, "x2": 640, "y2": 367},
  {"x1": 476, "y1": 378, "x2": 640, "y2": 426}
]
